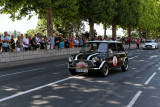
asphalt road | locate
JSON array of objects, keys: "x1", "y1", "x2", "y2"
[{"x1": 0, "y1": 47, "x2": 160, "y2": 107}]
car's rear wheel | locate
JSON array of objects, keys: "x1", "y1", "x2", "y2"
[
  {"x1": 121, "y1": 60, "x2": 128, "y2": 71},
  {"x1": 100, "y1": 63, "x2": 109, "y2": 77},
  {"x1": 69, "y1": 69, "x2": 77, "y2": 75}
]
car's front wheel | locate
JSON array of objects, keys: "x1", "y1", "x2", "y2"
[
  {"x1": 121, "y1": 60, "x2": 128, "y2": 71},
  {"x1": 69, "y1": 69, "x2": 77, "y2": 75},
  {"x1": 100, "y1": 63, "x2": 109, "y2": 77}
]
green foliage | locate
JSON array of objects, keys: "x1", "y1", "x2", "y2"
[
  {"x1": 78, "y1": 0, "x2": 107, "y2": 23},
  {"x1": 35, "y1": 19, "x2": 47, "y2": 36},
  {"x1": 1, "y1": 0, "x2": 160, "y2": 39},
  {"x1": 25, "y1": 29, "x2": 36, "y2": 38}
]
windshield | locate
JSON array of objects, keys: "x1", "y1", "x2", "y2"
[
  {"x1": 145, "y1": 40, "x2": 155, "y2": 43},
  {"x1": 81, "y1": 42, "x2": 108, "y2": 53}
]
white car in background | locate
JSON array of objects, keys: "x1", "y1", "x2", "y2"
[{"x1": 143, "y1": 40, "x2": 158, "y2": 49}]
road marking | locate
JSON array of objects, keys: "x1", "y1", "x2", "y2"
[
  {"x1": 0, "y1": 73, "x2": 86, "y2": 103},
  {"x1": 128, "y1": 55, "x2": 139, "y2": 60},
  {"x1": 144, "y1": 72, "x2": 157, "y2": 85},
  {"x1": 55, "y1": 64, "x2": 66, "y2": 66},
  {"x1": 158, "y1": 67, "x2": 160, "y2": 71},
  {"x1": 0, "y1": 67, "x2": 46, "y2": 78},
  {"x1": 127, "y1": 91, "x2": 142, "y2": 107}
]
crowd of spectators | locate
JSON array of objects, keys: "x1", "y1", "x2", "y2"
[
  {"x1": 0, "y1": 32, "x2": 88, "y2": 53},
  {"x1": 0, "y1": 31, "x2": 158, "y2": 53}
]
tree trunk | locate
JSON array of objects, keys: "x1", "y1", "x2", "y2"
[
  {"x1": 112, "y1": 24, "x2": 116, "y2": 39},
  {"x1": 46, "y1": 8, "x2": 53, "y2": 37},
  {"x1": 138, "y1": 28, "x2": 142, "y2": 38},
  {"x1": 128, "y1": 27, "x2": 131, "y2": 37},
  {"x1": 104, "y1": 23, "x2": 106, "y2": 37},
  {"x1": 89, "y1": 19, "x2": 94, "y2": 38}
]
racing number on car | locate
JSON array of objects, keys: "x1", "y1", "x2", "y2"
[{"x1": 113, "y1": 56, "x2": 118, "y2": 67}]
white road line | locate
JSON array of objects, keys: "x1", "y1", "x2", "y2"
[
  {"x1": 127, "y1": 91, "x2": 142, "y2": 107},
  {"x1": 55, "y1": 64, "x2": 66, "y2": 66},
  {"x1": 0, "y1": 67, "x2": 46, "y2": 78},
  {"x1": 144, "y1": 72, "x2": 157, "y2": 85},
  {"x1": 0, "y1": 73, "x2": 86, "y2": 103},
  {"x1": 158, "y1": 67, "x2": 160, "y2": 71},
  {"x1": 128, "y1": 55, "x2": 139, "y2": 60}
]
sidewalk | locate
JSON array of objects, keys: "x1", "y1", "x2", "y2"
[{"x1": 0, "y1": 44, "x2": 143, "y2": 69}]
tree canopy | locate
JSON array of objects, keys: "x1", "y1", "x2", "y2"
[{"x1": 1, "y1": 0, "x2": 160, "y2": 39}]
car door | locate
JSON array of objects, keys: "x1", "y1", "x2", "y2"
[
  {"x1": 107, "y1": 43, "x2": 118, "y2": 68},
  {"x1": 116, "y1": 43, "x2": 126, "y2": 66}
]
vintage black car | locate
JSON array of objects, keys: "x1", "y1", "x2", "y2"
[{"x1": 68, "y1": 41, "x2": 128, "y2": 76}]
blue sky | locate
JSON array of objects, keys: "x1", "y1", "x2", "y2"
[{"x1": 0, "y1": 14, "x2": 124, "y2": 36}]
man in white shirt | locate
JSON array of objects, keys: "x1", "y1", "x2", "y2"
[{"x1": 23, "y1": 34, "x2": 30, "y2": 51}]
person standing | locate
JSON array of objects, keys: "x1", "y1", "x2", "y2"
[
  {"x1": 136, "y1": 38, "x2": 140, "y2": 49},
  {"x1": 128, "y1": 37, "x2": 132, "y2": 49},
  {"x1": 30, "y1": 34, "x2": 40, "y2": 50},
  {"x1": 20, "y1": 34, "x2": 24, "y2": 51},
  {"x1": 10, "y1": 35, "x2": 15, "y2": 52},
  {"x1": 23, "y1": 34, "x2": 30, "y2": 51},
  {"x1": 16, "y1": 36, "x2": 23, "y2": 52},
  {"x1": 49, "y1": 32, "x2": 55, "y2": 49},
  {"x1": 74, "y1": 38, "x2": 79, "y2": 47},
  {"x1": 65, "y1": 39, "x2": 70, "y2": 48},
  {"x1": 2, "y1": 32, "x2": 10, "y2": 52},
  {"x1": 55, "y1": 35, "x2": 60, "y2": 49},
  {"x1": 59, "y1": 39, "x2": 65, "y2": 49},
  {"x1": 45, "y1": 37, "x2": 50, "y2": 50},
  {"x1": 70, "y1": 40, "x2": 74, "y2": 48},
  {"x1": 0, "y1": 35, "x2": 2, "y2": 53}
]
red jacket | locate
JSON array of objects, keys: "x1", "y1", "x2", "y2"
[{"x1": 137, "y1": 39, "x2": 140, "y2": 44}]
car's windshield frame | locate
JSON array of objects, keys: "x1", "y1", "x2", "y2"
[{"x1": 81, "y1": 42, "x2": 108, "y2": 53}]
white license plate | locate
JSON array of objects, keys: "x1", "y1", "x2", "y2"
[{"x1": 76, "y1": 69, "x2": 88, "y2": 73}]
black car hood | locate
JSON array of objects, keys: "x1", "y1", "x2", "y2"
[{"x1": 75, "y1": 52, "x2": 100, "y2": 60}]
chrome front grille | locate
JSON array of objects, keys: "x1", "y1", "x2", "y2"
[{"x1": 72, "y1": 60, "x2": 95, "y2": 68}]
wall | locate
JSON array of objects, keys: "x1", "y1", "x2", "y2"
[{"x1": 0, "y1": 48, "x2": 81, "y2": 63}]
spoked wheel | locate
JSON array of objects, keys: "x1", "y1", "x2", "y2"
[
  {"x1": 121, "y1": 60, "x2": 128, "y2": 71},
  {"x1": 100, "y1": 63, "x2": 109, "y2": 77}
]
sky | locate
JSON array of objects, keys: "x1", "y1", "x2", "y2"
[{"x1": 0, "y1": 14, "x2": 124, "y2": 36}]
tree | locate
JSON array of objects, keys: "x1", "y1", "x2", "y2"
[
  {"x1": 0, "y1": 0, "x2": 78, "y2": 36},
  {"x1": 78, "y1": 0, "x2": 107, "y2": 38},
  {"x1": 101, "y1": 0, "x2": 115, "y2": 37},
  {"x1": 120, "y1": 0, "x2": 141, "y2": 37},
  {"x1": 138, "y1": 0, "x2": 158, "y2": 39}
]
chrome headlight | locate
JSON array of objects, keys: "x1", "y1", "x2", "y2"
[
  {"x1": 92, "y1": 57, "x2": 98, "y2": 63},
  {"x1": 68, "y1": 56, "x2": 73, "y2": 62}
]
